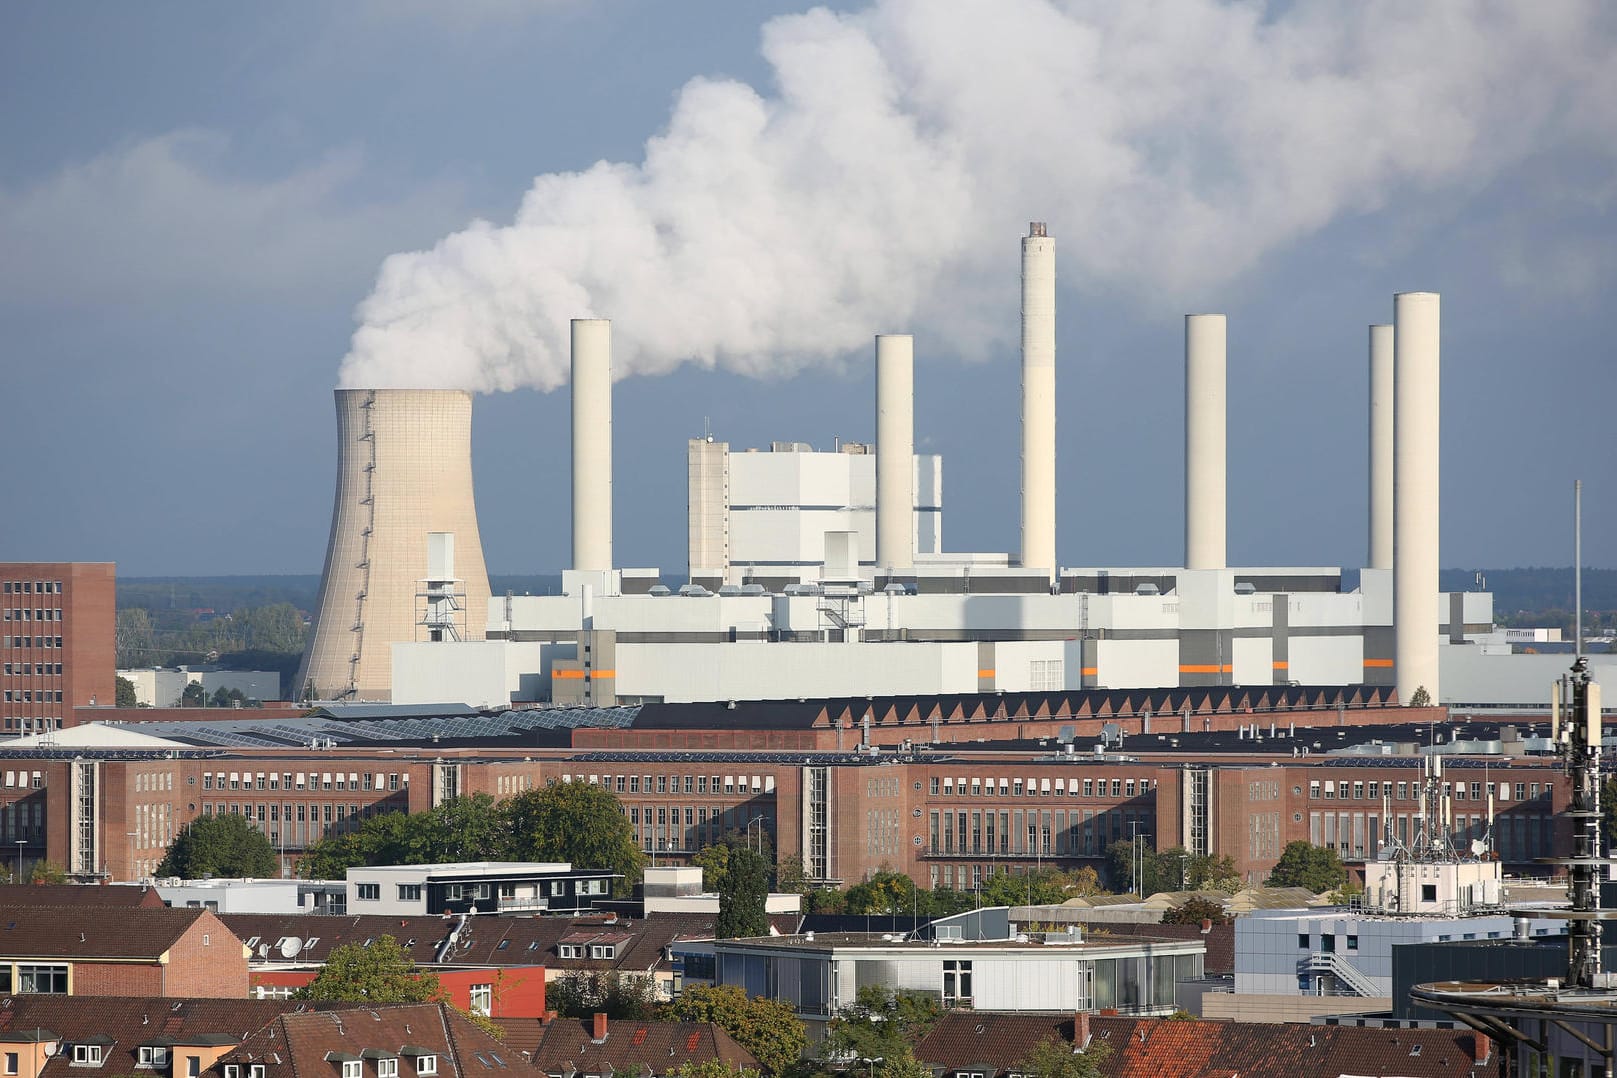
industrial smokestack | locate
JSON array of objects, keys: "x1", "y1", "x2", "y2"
[
  {"x1": 1394, "y1": 292, "x2": 1440, "y2": 703},
  {"x1": 1020, "y1": 222, "x2": 1056, "y2": 577},
  {"x1": 1368, "y1": 323, "x2": 1394, "y2": 570},
  {"x1": 571, "y1": 318, "x2": 613, "y2": 572},
  {"x1": 1184, "y1": 314, "x2": 1227, "y2": 570},
  {"x1": 297, "y1": 389, "x2": 492, "y2": 700},
  {"x1": 875, "y1": 334, "x2": 914, "y2": 572}
]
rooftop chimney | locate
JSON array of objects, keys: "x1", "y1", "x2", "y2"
[
  {"x1": 1074, "y1": 1010, "x2": 1091, "y2": 1050},
  {"x1": 591, "y1": 1011, "x2": 608, "y2": 1042}
]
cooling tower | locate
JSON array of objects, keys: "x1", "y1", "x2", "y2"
[
  {"x1": 296, "y1": 389, "x2": 492, "y2": 700},
  {"x1": 1185, "y1": 313, "x2": 1227, "y2": 570},
  {"x1": 875, "y1": 334, "x2": 914, "y2": 571},
  {"x1": 1020, "y1": 222, "x2": 1057, "y2": 578}
]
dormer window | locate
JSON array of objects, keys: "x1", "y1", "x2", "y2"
[
  {"x1": 343, "y1": 1063, "x2": 361, "y2": 1078},
  {"x1": 72, "y1": 1045, "x2": 104, "y2": 1066},
  {"x1": 377, "y1": 1060, "x2": 398, "y2": 1078},
  {"x1": 557, "y1": 944, "x2": 583, "y2": 959},
  {"x1": 250, "y1": 1067, "x2": 265, "y2": 1078},
  {"x1": 414, "y1": 1058, "x2": 436, "y2": 1077},
  {"x1": 138, "y1": 1047, "x2": 170, "y2": 1068},
  {"x1": 589, "y1": 944, "x2": 616, "y2": 959},
  {"x1": 223, "y1": 1066, "x2": 240, "y2": 1078}
]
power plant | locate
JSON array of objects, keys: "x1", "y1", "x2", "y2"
[
  {"x1": 301, "y1": 223, "x2": 1497, "y2": 710},
  {"x1": 296, "y1": 388, "x2": 491, "y2": 700}
]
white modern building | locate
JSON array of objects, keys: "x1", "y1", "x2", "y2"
[
  {"x1": 711, "y1": 922, "x2": 1204, "y2": 1023},
  {"x1": 688, "y1": 437, "x2": 943, "y2": 588},
  {"x1": 635, "y1": 866, "x2": 802, "y2": 916},
  {"x1": 156, "y1": 877, "x2": 346, "y2": 914},
  {"x1": 118, "y1": 666, "x2": 281, "y2": 707},
  {"x1": 344, "y1": 861, "x2": 618, "y2": 917}
]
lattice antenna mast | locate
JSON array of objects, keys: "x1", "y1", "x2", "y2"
[{"x1": 1558, "y1": 657, "x2": 1604, "y2": 988}]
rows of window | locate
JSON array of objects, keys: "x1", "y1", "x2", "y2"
[
  {"x1": 201, "y1": 800, "x2": 397, "y2": 849},
  {"x1": 1308, "y1": 778, "x2": 1552, "y2": 803},
  {"x1": 929, "y1": 806, "x2": 1151, "y2": 860},
  {"x1": 1, "y1": 636, "x2": 64, "y2": 649},
  {"x1": 627, "y1": 804, "x2": 768, "y2": 852},
  {"x1": 573, "y1": 772, "x2": 774, "y2": 797},
  {"x1": 202, "y1": 770, "x2": 406, "y2": 792},
  {"x1": 3, "y1": 771, "x2": 44, "y2": 789},
  {"x1": 1, "y1": 608, "x2": 63, "y2": 622},
  {"x1": 929, "y1": 774, "x2": 1155, "y2": 799},
  {"x1": 2, "y1": 801, "x2": 43, "y2": 841},
  {"x1": 1, "y1": 663, "x2": 63, "y2": 675},
  {"x1": 1, "y1": 581, "x2": 63, "y2": 595},
  {"x1": 1307, "y1": 809, "x2": 1555, "y2": 861},
  {"x1": 1, "y1": 690, "x2": 63, "y2": 703},
  {"x1": 0, "y1": 717, "x2": 60, "y2": 733},
  {"x1": 0, "y1": 961, "x2": 68, "y2": 993}
]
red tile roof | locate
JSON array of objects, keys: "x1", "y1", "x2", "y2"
[
  {"x1": 915, "y1": 1013, "x2": 1499, "y2": 1078},
  {"x1": 0, "y1": 884, "x2": 165, "y2": 908},
  {"x1": 528, "y1": 1017, "x2": 759, "y2": 1075},
  {"x1": 212, "y1": 1003, "x2": 517, "y2": 1078}
]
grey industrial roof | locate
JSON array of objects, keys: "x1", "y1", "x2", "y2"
[{"x1": 105, "y1": 706, "x2": 639, "y2": 750}]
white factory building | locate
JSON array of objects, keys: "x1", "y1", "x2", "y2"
[{"x1": 293, "y1": 222, "x2": 1587, "y2": 710}]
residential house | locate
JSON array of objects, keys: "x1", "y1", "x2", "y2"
[
  {"x1": 0, "y1": 905, "x2": 246, "y2": 998},
  {"x1": 527, "y1": 1014, "x2": 760, "y2": 1077}
]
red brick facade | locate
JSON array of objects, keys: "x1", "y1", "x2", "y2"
[{"x1": 0, "y1": 563, "x2": 115, "y2": 735}]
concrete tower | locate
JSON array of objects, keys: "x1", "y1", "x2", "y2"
[
  {"x1": 1394, "y1": 292, "x2": 1440, "y2": 702},
  {"x1": 297, "y1": 389, "x2": 491, "y2": 700},
  {"x1": 1185, "y1": 313, "x2": 1227, "y2": 570},
  {"x1": 1368, "y1": 323, "x2": 1395, "y2": 571},
  {"x1": 875, "y1": 334, "x2": 914, "y2": 572},
  {"x1": 1020, "y1": 222, "x2": 1056, "y2": 578},
  {"x1": 572, "y1": 318, "x2": 613, "y2": 572}
]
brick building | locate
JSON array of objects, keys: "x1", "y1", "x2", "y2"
[
  {"x1": 0, "y1": 904, "x2": 246, "y2": 998},
  {"x1": 0, "y1": 563, "x2": 115, "y2": 735}
]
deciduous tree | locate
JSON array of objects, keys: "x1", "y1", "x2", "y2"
[
  {"x1": 157, "y1": 813, "x2": 277, "y2": 879},
  {"x1": 1015, "y1": 1033, "x2": 1112, "y2": 1078},
  {"x1": 823, "y1": 986, "x2": 940, "y2": 1063},
  {"x1": 1266, "y1": 841, "x2": 1347, "y2": 893},
  {"x1": 717, "y1": 846, "x2": 770, "y2": 939},
  {"x1": 293, "y1": 936, "x2": 439, "y2": 1003},
  {"x1": 115, "y1": 676, "x2": 138, "y2": 708},
  {"x1": 503, "y1": 780, "x2": 643, "y2": 887}
]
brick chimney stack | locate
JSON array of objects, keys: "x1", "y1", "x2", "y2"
[
  {"x1": 1074, "y1": 1011, "x2": 1091, "y2": 1050},
  {"x1": 592, "y1": 1012, "x2": 608, "y2": 1042},
  {"x1": 1469, "y1": 1033, "x2": 1492, "y2": 1064}
]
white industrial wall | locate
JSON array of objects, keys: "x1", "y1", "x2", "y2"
[
  {"x1": 1236, "y1": 911, "x2": 1516, "y2": 997},
  {"x1": 1230, "y1": 636, "x2": 1272, "y2": 685},
  {"x1": 1088, "y1": 639, "x2": 1181, "y2": 689},
  {"x1": 1440, "y1": 647, "x2": 1617, "y2": 707},
  {"x1": 613, "y1": 641, "x2": 980, "y2": 702},
  {"x1": 392, "y1": 640, "x2": 565, "y2": 708},
  {"x1": 197, "y1": 669, "x2": 281, "y2": 702},
  {"x1": 1286, "y1": 636, "x2": 1365, "y2": 686},
  {"x1": 986, "y1": 641, "x2": 1068, "y2": 692}
]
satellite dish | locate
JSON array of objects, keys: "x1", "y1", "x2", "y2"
[
  {"x1": 257, "y1": 944, "x2": 270, "y2": 958},
  {"x1": 1471, "y1": 840, "x2": 1488, "y2": 858},
  {"x1": 279, "y1": 936, "x2": 303, "y2": 959}
]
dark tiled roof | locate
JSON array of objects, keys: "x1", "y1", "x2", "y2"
[
  {"x1": 0, "y1": 884, "x2": 165, "y2": 908},
  {"x1": 915, "y1": 1014, "x2": 1498, "y2": 1078},
  {"x1": 529, "y1": 1018, "x2": 759, "y2": 1074},
  {"x1": 221, "y1": 912, "x2": 715, "y2": 974},
  {"x1": 0, "y1": 996, "x2": 305, "y2": 1078},
  {"x1": 213, "y1": 1003, "x2": 516, "y2": 1078},
  {"x1": 0, "y1": 904, "x2": 209, "y2": 960}
]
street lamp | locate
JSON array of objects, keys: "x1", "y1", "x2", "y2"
[
  {"x1": 14, "y1": 839, "x2": 24, "y2": 884},
  {"x1": 858, "y1": 1058, "x2": 883, "y2": 1078},
  {"x1": 746, "y1": 815, "x2": 766, "y2": 854},
  {"x1": 126, "y1": 831, "x2": 138, "y2": 883}
]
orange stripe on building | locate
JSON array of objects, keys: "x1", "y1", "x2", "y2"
[
  {"x1": 1081, "y1": 667, "x2": 1098, "y2": 677},
  {"x1": 552, "y1": 669, "x2": 585, "y2": 680},
  {"x1": 1272, "y1": 661, "x2": 1289, "y2": 670},
  {"x1": 977, "y1": 669, "x2": 996, "y2": 678},
  {"x1": 1362, "y1": 658, "x2": 1394, "y2": 668},
  {"x1": 589, "y1": 669, "x2": 615, "y2": 679},
  {"x1": 1178, "y1": 664, "x2": 1233, "y2": 674}
]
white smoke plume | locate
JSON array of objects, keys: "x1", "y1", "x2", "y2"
[{"x1": 339, "y1": 0, "x2": 1617, "y2": 392}]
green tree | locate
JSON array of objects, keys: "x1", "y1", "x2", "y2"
[
  {"x1": 873, "y1": 1050, "x2": 934, "y2": 1078},
  {"x1": 157, "y1": 814, "x2": 277, "y2": 879},
  {"x1": 661, "y1": 984, "x2": 807, "y2": 1077},
  {"x1": 823, "y1": 986, "x2": 941, "y2": 1063},
  {"x1": 1185, "y1": 853, "x2": 1241, "y2": 893},
  {"x1": 294, "y1": 935, "x2": 439, "y2": 1002},
  {"x1": 209, "y1": 686, "x2": 247, "y2": 708},
  {"x1": 673, "y1": 1062, "x2": 762, "y2": 1078},
  {"x1": 546, "y1": 970, "x2": 660, "y2": 1020},
  {"x1": 1015, "y1": 1033, "x2": 1112, "y2": 1078},
  {"x1": 298, "y1": 796, "x2": 511, "y2": 878},
  {"x1": 717, "y1": 846, "x2": 770, "y2": 939},
  {"x1": 693, "y1": 841, "x2": 733, "y2": 892},
  {"x1": 1408, "y1": 686, "x2": 1432, "y2": 707},
  {"x1": 115, "y1": 608, "x2": 157, "y2": 669},
  {"x1": 976, "y1": 867, "x2": 1067, "y2": 907},
  {"x1": 1266, "y1": 841, "x2": 1347, "y2": 893},
  {"x1": 180, "y1": 681, "x2": 207, "y2": 707},
  {"x1": 115, "y1": 676, "x2": 138, "y2": 708},
  {"x1": 503, "y1": 780, "x2": 644, "y2": 887},
  {"x1": 1161, "y1": 894, "x2": 1231, "y2": 926},
  {"x1": 27, "y1": 859, "x2": 69, "y2": 885}
]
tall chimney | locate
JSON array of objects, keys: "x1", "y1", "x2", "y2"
[
  {"x1": 1020, "y1": 222, "x2": 1056, "y2": 578},
  {"x1": 1185, "y1": 314, "x2": 1227, "y2": 570},
  {"x1": 1368, "y1": 324, "x2": 1394, "y2": 570},
  {"x1": 1394, "y1": 292, "x2": 1440, "y2": 703},
  {"x1": 571, "y1": 318, "x2": 613, "y2": 572},
  {"x1": 875, "y1": 334, "x2": 914, "y2": 572}
]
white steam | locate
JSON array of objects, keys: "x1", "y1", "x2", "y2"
[{"x1": 339, "y1": 0, "x2": 1617, "y2": 392}]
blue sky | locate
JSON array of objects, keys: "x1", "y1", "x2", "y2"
[{"x1": 2, "y1": 1, "x2": 1613, "y2": 577}]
